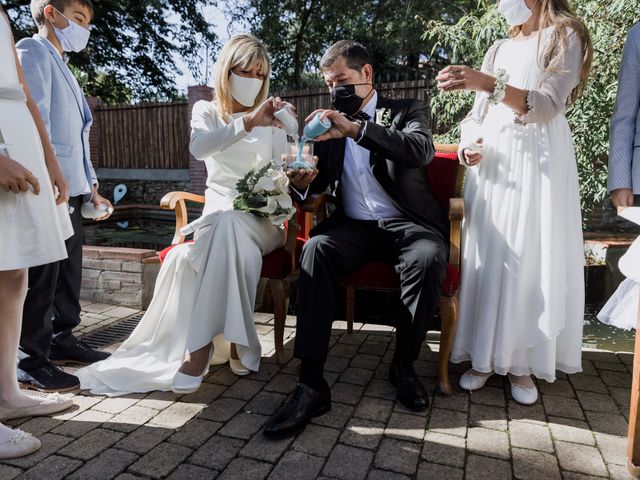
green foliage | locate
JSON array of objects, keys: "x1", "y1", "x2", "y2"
[
  {"x1": 224, "y1": 0, "x2": 477, "y2": 90},
  {"x1": 421, "y1": 0, "x2": 640, "y2": 218},
  {"x1": 1, "y1": 0, "x2": 217, "y2": 103}
]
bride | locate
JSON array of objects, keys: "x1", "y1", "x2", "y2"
[{"x1": 78, "y1": 34, "x2": 291, "y2": 396}]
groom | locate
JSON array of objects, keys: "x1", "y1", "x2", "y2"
[{"x1": 264, "y1": 40, "x2": 447, "y2": 438}]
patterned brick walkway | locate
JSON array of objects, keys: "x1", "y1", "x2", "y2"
[{"x1": 0, "y1": 302, "x2": 633, "y2": 479}]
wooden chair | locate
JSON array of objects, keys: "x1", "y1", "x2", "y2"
[
  {"x1": 302, "y1": 144, "x2": 464, "y2": 395},
  {"x1": 158, "y1": 192, "x2": 307, "y2": 363}
]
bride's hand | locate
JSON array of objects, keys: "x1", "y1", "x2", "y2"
[
  {"x1": 244, "y1": 97, "x2": 295, "y2": 131},
  {"x1": 436, "y1": 66, "x2": 495, "y2": 93}
]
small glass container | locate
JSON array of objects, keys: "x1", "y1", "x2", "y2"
[{"x1": 284, "y1": 140, "x2": 316, "y2": 171}]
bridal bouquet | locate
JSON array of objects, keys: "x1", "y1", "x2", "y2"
[{"x1": 233, "y1": 162, "x2": 296, "y2": 227}]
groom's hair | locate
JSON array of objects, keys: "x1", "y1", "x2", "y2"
[
  {"x1": 321, "y1": 40, "x2": 372, "y2": 73},
  {"x1": 31, "y1": 0, "x2": 94, "y2": 27}
]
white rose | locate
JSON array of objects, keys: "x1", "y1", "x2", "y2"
[
  {"x1": 273, "y1": 170, "x2": 290, "y2": 193},
  {"x1": 254, "y1": 175, "x2": 276, "y2": 192},
  {"x1": 274, "y1": 193, "x2": 293, "y2": 210}
]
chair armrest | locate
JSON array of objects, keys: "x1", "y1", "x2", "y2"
[
  {"x1": 299, "y1": 193, "x2": 336, "y2": 240},
  {"x1": 160, "y1": 191, "x2": 206, "y2": 210},
  {"x1": 301, "y1": 193, "x2": 331, "y2": 214},
  {"x1": 448, "y1": 198, "x2": 464, "y2": 267},
  {"x1": 449, "y1": 198, "x2": 464, "y2": 221},
  {"x1": 159, "y1": 191, "x2": 206, "y2": 246}
]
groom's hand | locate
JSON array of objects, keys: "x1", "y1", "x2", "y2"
[
  {"x1": 306, "y1": 109, "x2": 359, "y2": 142},
  {"x1": 284, "y1": 155, "x2": 319, "y2": 192}
]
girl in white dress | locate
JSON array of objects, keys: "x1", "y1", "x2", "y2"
[
  {"x1": 436, "y1": 0, "x2": 593, "y2": 404},
  {"x1": 0, "y1": 9, "x2": 74, "y2": 458},
  {"x1": 78, "y1": 34, "x2": 291, "y2": 396}
]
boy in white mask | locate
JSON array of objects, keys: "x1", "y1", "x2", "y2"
[{"x1": 15, "y1": 0, "x2": 113, "y2": 393}]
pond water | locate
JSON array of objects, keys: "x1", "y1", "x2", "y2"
[
  {"x1": 583, "y1": 306, "x2": 635, "y2": 353},
  {"x1": 83, "y1": 218, "x2": 178, "y2": 251}
]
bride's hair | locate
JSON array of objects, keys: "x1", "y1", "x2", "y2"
[
  {"x1": 508, "y1": 0, "x2": 593, "y2": 104},
  {"x1": 212, "y1": 34, "x2": 271, "y2": 122}
]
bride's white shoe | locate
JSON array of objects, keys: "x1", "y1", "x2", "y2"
[
  {"x1": 171, "y1": 346, "x2": 214, "y2": 394},
  {"x1": 0, "y1": 429, "x2": 41, "y2": 459},
  {"x1": 230, "y1": 358, "x2": 250, "y2": 376}
]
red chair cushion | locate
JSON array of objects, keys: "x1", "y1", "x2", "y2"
[
  {"x1": 158, "y1": 238, "x2": 305, "y2": 280},
  {"x1": 426, "y1": 150, "x2": 459, "y2": 212},
  {"x1": 340, "y1": 261, "x2": 460, "y2": 296}
]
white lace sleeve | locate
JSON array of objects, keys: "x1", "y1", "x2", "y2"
[{"x1": 517, "y1": 29, "x2": 584, "y2": 125}]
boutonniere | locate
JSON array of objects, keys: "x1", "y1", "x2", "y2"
[{"x1": 375, "y1": 108, "x2": 393, "y2": 128}]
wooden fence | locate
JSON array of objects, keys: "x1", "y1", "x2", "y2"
[
  {"x1": 94, "y1": 101, "x2": 189, "y2": 169},
  {"x1": 91, "y1": 79, "x2": 433, "y2": 170}
]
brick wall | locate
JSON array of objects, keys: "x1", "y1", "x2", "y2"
[
  {"x1": 81, "y1": 246, "x2": 160, "y2": 309},
  {"x1": 188, "y1": 85, "x2": 215, "y2": 195}
]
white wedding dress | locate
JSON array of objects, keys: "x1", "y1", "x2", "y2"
[
  {"x1": 78, "y1": 101, "x2": 287, "y2": 395},
  {"x1": 0, "y1": 13, "x2": 72, "y2": 271},
  {"x1": 451, "y1": 28, "x2": 585, "y2": 382}
]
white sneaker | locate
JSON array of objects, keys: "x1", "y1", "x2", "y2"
[
  {"x1": 459, "y1": 369, "x2": 493, "y2": 392},
  {"x1": 508, "y1": 374, "x2": 538, "y2": 405},
  {"x1": 0, "y1": 429, "x2": 41, "y2": 459}
]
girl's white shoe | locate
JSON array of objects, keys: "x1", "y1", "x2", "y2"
[
  {"x1": 508, "y1": 374, "x2": 538, "y2": 405},
  {"x1": 0, "y1": 393, "x2": 73, "y2": 421},
  {"x1": 459, "y1": 369, "x2": 494, "y2": 392},
  {"x1": 0, "y1": 429, "x2": 41, "y2": 459}
]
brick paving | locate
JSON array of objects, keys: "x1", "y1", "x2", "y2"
[{"x1": 0, "y1": 302, "x2": 635, "y2": 479}]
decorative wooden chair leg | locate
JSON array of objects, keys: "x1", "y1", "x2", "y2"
[
  {"x1": 438, "y1": 294, "x2": 458, "y2": 396},
  {"x1": 269, "y1": 278, "x2": 289, "y2": 364},
  {"x1": 346, "y1": 286, "x2": 355, "y2": 334}
]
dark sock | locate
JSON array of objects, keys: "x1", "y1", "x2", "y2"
[{"x1": 299, "y1": 358, "x2": 328, "y2": 391}]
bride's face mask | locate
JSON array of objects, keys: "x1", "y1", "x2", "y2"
[
  {"x1": 498, "y1": 0, "x2": 538, "y2": 26},
  {"x1": 229, "y1": 65, "x2": 265, "y2": 107}
]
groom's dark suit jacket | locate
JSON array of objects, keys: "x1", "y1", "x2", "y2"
[{"x1": 294, "y1": 95, "x2": 448, "y2": 239}]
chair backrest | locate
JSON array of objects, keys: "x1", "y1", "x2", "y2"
[{"x1": 427, "y1": 144, "x2": 464, "y2": 212}]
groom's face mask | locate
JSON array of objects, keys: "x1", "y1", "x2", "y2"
[
  {"x1": 331, "y1": 83, "x2": 373, "y2": 116},
  {"x1": 324, "y1": 58, "x2": 374, "y2": 116}
]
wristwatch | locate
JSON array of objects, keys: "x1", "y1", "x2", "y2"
[{"x1": 354, "y1": 119, "x2": 368, "y2": 144}]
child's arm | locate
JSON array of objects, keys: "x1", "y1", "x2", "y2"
[{"x1": 7, "y1": 14, "x2": 68, "y2": 204}]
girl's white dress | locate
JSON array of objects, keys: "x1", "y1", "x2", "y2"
[
  {"x1": 0, "y1": 13, "x2": 72, "y2": 271},
  {"x1": 78, "y1": 101, "x2": 287, "y2": 395},
  {"x1": 598, "y1": 207, "x2": 640, "y2": 331},
  {"x1": 451, "y1": 27, "x2": 586, "y2": 381}
]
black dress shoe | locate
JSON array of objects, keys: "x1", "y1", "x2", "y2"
[
  {"x1": 17, "y1": 363, "x2": 80, "y2": 393},
  {"x1": 49, "y1": 340, "x2": 110, "y2": 366},
  {"x1": 389, "y1": 361, "x2": 430, "y2": 412},
  {"x1": 263, "y1": 383, "x2": 331, "y2": 439}
]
